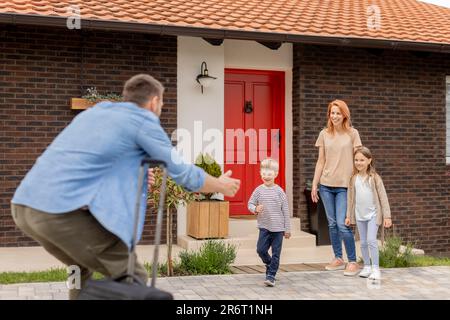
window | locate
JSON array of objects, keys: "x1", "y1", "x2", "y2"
[{"x1": 447, "y1": 76, "x2": 450, "y2": 164}]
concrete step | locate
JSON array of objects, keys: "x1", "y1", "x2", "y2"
[
  {"x1": 177, "y1": 230, "x2": 316, "y2": 251},
  {"x1": 233, "y1": 246, "x2": 335, "y2": 266},
  {"x1": 228, "y1": 217, "x2": 302, "y2": 237}
]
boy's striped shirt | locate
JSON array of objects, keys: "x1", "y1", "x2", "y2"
[{"x1": 248, "y1": 184, "x2": 290, "y2": 232}]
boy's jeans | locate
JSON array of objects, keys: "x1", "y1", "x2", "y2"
[
  {"x1": 256, "y1": 228, "x2": 284, "y2": 281},
  {"x1": 319, "y1": 184, "x2": 357, "y2": 262}
]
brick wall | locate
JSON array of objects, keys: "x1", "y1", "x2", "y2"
[
  {"x1": 293, "y1": 44, "x2": 450, "y2": 254},
  {"x1": 0, "y1": 24, "x2": 177, "y2": 246}
]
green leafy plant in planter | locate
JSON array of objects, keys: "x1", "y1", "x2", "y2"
[
  {"x1": 194, "y1": 153, "x2": 222, "y2": 200},
  {"x1": 187, "y1": 153, "x2": 229, "y2": 239},
  {"x1": 147, "y1": 167, "x2": 196, "y2": 276},
  {"x1": 82, "y1": 87, "x2": 123, "y2": 103}
]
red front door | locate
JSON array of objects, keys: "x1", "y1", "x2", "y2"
[{"x1": 224, "y1": 69, "x2": 285, "y2": 215}]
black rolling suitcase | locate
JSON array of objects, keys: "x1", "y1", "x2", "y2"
[{"x1": 78, "y1": 158, "x2": 173, "y2": 300}]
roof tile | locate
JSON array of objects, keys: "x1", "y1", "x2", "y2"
[{"x1": 0, "y1": 0, "x2": 449, "y2": 44}]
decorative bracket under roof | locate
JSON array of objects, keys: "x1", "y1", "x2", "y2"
[
  {"x1": 202, "y1": 38, "x2": 224, "y2": 46},
  {"x1": 257, "y1": 41, "x2": 282, "y2": 50}
]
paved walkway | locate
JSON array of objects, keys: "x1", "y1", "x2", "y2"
[{"x1": 1, "y1": 266, "x2": 449, "y2": 300}]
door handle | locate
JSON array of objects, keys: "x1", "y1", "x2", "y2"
[{"x1": 244, "y1": 101, "x2": 253, "y2": 113}]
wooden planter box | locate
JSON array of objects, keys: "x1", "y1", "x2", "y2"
[
  {"x1": 187, "y1": 201, "x2": 229, "y2": 239},
  {"x1": 71, "y1": 98, "x2": 96, "y2": 110}
]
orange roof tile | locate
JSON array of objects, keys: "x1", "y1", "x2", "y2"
[{"x1": 0, "y1": 0, "x2": 449, "y2": 45}]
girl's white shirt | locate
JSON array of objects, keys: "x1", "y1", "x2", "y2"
[{"x1": 355, "y1": 175, "x2": 377, "y2": 221}]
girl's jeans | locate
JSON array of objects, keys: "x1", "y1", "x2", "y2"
[
  {"x1": 356, "y1": 215, "x2": 379, "y2": 268},
  {"x1": 319, "y1": 184, "x2": 357, "y2": 262}
]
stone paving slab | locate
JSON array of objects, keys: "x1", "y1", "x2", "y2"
[
  {"x1": 231, "y1": 263, "x2": 327, "y2": 274},
  {"x1": 0, "y1": 266, "x2": 449, "y2": 300}
]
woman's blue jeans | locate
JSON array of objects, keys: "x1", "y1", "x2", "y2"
[{"x1": 319, "y1": 184, "x2": 356, "y2": 262}]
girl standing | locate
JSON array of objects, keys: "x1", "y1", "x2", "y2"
[{"x1": 345, "y1": 146, "x2": 392, "y2": 280}]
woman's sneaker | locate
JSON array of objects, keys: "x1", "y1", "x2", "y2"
[
  {"x1": 325, "y1": 258, "x2": 346, "y2": 271},
  {"x1": 359, "y1": 265, "x2": 372, "y2": 278},
  {"x1": 343, "y1": 262, "x2": 360, "y2": 276},
  {"x1": 368, "y1": 269, "x2": 381, "y2": 280}
]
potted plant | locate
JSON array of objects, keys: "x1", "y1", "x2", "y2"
[
  {"x1": 71, "y1": 87, "x2": 122, "y2": 110},
  {"x1": 147, "y1": 167, "x2": 196, "y2": 276},
  {"x1": 186, "y1": 153, "x2": 229, "y2": 239}
]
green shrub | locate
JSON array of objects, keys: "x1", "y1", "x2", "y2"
[
  {"x1": 178, "y1": 240, "x2": 237, "y2": 275},
  {"x1": 144, "y1": 262, "x2": 171, "y2": 277},
  {"x1": 379, "y1": 236, "x2": 414, "y2": 268}
]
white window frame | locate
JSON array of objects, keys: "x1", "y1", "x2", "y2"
[{"x1": 447, "y1": 76, "x2": 450, "y2": 164}]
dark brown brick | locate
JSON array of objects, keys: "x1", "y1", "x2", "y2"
[
  {"x1": 293, "y1": 44, "x2": 450, "y2": 254},
  {"x1": 0, "y1": 24, "x2": 177, "y2": 246}
]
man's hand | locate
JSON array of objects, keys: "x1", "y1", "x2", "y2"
[
  {"x1": 147, "y1": 168, "x2": 155, "y2": 190},
  {"x1": 199, "y1": 170, "x2": 241, "y2": 197},
  {"x1": 284, "y1": 232, "x2": 291, "y2": 239},
  {"x1": 255, "y1": 205, "x2": 264, "y2": 214},
  {"x1": 218, "y1": 170, "x2": 240, "y2": 197}
]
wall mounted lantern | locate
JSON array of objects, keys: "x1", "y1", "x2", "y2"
[{"x1": 196, "y1": 61, "x2": 217, "y2": 94}]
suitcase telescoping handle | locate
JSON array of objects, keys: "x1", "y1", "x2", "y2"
[{"x1": 128, "y1": 158, "x2": 167, "y2": 287}]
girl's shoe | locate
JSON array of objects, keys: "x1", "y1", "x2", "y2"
[
  {"x1": 359, "y1": 266, "x2": 372, "y2": 278},
  {"x1": 325, "y1": 258, "x2": 346, "y2": 271},
  {"x1": 343, "y1": 262, "x2": 360, "y2": 276},
  {"x1": 369, "y1": 269, "x2": 381, "y2": 280}
]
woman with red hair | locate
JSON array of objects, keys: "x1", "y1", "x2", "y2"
[{"x1": 311, "y1": 99, "x2": 362, "y2": 276}]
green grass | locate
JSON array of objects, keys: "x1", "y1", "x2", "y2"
[
  {"x1": 409, "y1": 255, "x2": 450, "y2": 267},
  {"x1": 0, "y1": 268, "x2": 103, "y2": 285}
]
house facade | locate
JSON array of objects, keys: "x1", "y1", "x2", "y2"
[{"x1": 1, "y1": 0, "x2": 449, "y2": 254}]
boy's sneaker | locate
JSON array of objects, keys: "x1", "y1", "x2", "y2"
[
  {"x1": 264, "y1": 279, "x2": 275, "y2": 287},
  {"x1": 368, "y1": 269, "x2": 381, "y2": 280},
  {"x1": 343, "y1": 262, "x2": 360, "y2": 276},
  {"x1": 325, "y1": 258, "x2": 346, "y2": 271},
  {"x1": 359, "y1": 265, "x2": 372, "y2": 278},
  {"x1": 265, "y1": 265, "x2": 276, "y2": 281}
]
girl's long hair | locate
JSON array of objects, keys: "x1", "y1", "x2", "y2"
[
  {"x1": 352, "y1": 146, "x2": 377, "y2": 182},
  {"x1": 326, "y1": 99, "x2": 352, "y2": 134}
]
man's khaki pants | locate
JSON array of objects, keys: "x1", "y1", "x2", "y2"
[{"x1": 11, "y1": 204, "x2": 148, "y2": 300}]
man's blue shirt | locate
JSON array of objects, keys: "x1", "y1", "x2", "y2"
[{"x1": 12, "y1": 101, "x2": 205, "y2": 248}]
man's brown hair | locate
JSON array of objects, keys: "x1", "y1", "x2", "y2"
[{"x1": 122, "y1": 74, "x2": 164, "y2": 107}]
